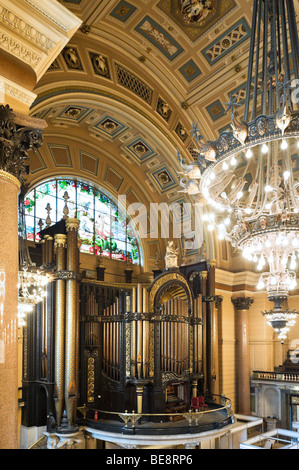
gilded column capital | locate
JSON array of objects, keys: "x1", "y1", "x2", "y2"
[
  {"x1": 54, "y1": 233, "x2": 67, "y2": 247},
  {"x1": 0, "y1": 105, "x2": 43, "y2": 183},
  {"x1": 66, "y1": 218, "x2": 80, "y2": 232},
  {"x1": 232, "y1": 297, "x2": 254, "y2": 311}
]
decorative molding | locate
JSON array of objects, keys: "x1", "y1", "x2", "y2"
[
  {"x1": 135, "y1": 15, "x2": 183, "y2": 61},
  {"x1": 0, "y1": 31, "x2": 42, "y2": 67},
  {"x1": 23, "y1": 0, "x2": 70, "y2": 32},
  {"x1": 0, "y1": 4, "x2": 55, "y2": 52},
  {"x1": 202, "y1": 18, "x2": 250, "y2": 65},
  {"x1": 0, "y1": 76, "x2": 37, "y2": 107},
  {"x1": 0, "y1": 0, "x2": 82, "y2": 80}
]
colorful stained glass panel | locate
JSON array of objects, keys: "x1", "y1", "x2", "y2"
[{"x1": 24, "y1": 178, "x2": 139, "y2": 264}]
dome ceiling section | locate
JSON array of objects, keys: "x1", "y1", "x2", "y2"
[
  {"x1": 47, "y1": 0, "x2": 256, "y2": 147},
  {"x1": 30, "y1": 93, "x2": 191, "y2": 211},
  {"x1": 30, "y1": 1, "x2": 258, "y2": 198},
  {"x1": 31, "y1": 36, "x2": 198, "y2": 177}
]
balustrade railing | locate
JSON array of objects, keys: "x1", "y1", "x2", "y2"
[{"x1": 252, "y1": 371, "x2": 299, "y2": 382}]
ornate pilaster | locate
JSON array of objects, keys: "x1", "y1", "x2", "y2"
[
  {"x1": 64, "y1": 218, "x2": 80, "y2": 431},
  {"x1": 232, "y1": 297, "x2": 254, "y2": 415}
]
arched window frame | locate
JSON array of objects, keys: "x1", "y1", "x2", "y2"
[{"x1": 24, "y1": 178, "x2": 140, "y2": 265}]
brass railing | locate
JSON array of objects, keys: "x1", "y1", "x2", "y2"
[{"x1": 78, "y1": 394, "x2": 233, "y2": 430}]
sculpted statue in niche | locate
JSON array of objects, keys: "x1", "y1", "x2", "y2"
[{"x1": 165, "y1": 241, "x2": 179, "y2": 270}]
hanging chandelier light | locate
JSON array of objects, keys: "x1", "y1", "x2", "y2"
[
  {"x1": 18, "y1": 192, "x2": 52, "y2": 327},
  {"x1": 177, "y1": 0, "x2": 299, "y2": 340}
]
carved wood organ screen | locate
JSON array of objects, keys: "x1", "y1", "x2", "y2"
[
  {"x1": 80, "y1": 270, "x2": 205, "y2": 415},
  {"x1": 21, "y1": 215, "x2": 215, "y2": 429}
]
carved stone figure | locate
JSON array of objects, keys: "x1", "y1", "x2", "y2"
[{"x1": 165, "y1": 241, "x2": 179, "y2": 270}]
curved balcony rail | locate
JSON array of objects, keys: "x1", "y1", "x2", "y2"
[{"x1": 77, "y1": 394, "x2": 234, "y2": 436}]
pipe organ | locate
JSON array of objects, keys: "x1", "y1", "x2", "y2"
[
  {"x1": 21, "y1": 220, "x2": 216, "y2": 431},
  {"x1": 78, "y1": 269, "x2": 207, "y2": 417},
  {"x1": 160, "y1": 298, "x2": 189, "y2": 375}
]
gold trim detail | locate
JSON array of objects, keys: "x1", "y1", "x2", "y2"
[{"x1": 0, "y1": 170, "x2": 21, "y2": 189}]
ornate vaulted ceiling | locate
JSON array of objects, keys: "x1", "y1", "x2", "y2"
[{"x1": 26, "y1": 0, "x2": 299, "y2": 269}]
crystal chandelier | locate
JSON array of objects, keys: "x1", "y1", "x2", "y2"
[
  {"x1": 18, "y1": 192, "x2": 52, "y2": 327},
  {"x1": 177, "y1": 0, "x2": 299, "y2": 340}
]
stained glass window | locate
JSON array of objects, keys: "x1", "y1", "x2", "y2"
[{"x1": 25, "y1": 178, "x2": 140, "y2": 264}]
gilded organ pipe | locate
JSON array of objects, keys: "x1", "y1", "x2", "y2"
[
  {"x1": 64, "y1": 218, "x2": 80, "y2": 428},
  {"x1": 142, "y1": 287, "x2": 149, "y2": 378},
  {"x1": 53, "y1": 233, "x2": 67, "y2": 428},
  {"x1": 137, "y1": 285, "x2": 143, "y2": 379}
]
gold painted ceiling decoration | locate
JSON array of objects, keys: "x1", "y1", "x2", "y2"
[
  {"x1": 157, "y1": 0, "x2": 236, "y2": 41},
  {"x1": 179, "y1": 0, "x2": 214, "y2": 24},
  {"x1": 27, "y1": 0, "x2": 272, "y2": 263}
]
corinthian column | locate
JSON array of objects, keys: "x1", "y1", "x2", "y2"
[
  {"x1": 64, "y1": 218, "x2": 80, "y2": 430},
  {"x1": 0, "y1": 105, "x2": 44, "y2": 449},
  {"x1": 232, "y1": 297, "x2": 254, "y2": 415}
]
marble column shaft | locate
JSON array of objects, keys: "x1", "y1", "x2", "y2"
[
  {"x1": 0, "y1": 171, "x2": 20, "y2": 449},
  {"x1": 213, "y1": 296, "x2": 223, "y2": 396},
  {"x1": 232, "y1": 297, "x2": 254, "y2": 415}
]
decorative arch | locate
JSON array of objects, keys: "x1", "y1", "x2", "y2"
[{"x1": 148, "y1": 271, "x2": 194, "y2": 313}]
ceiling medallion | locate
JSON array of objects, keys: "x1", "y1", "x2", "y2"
[
  {"x1": 180, "y1": 0, "x2": 214, "y2": 24},
  {"x1": 158, "y1": 0, "x2": 235, "y2": 42}
]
